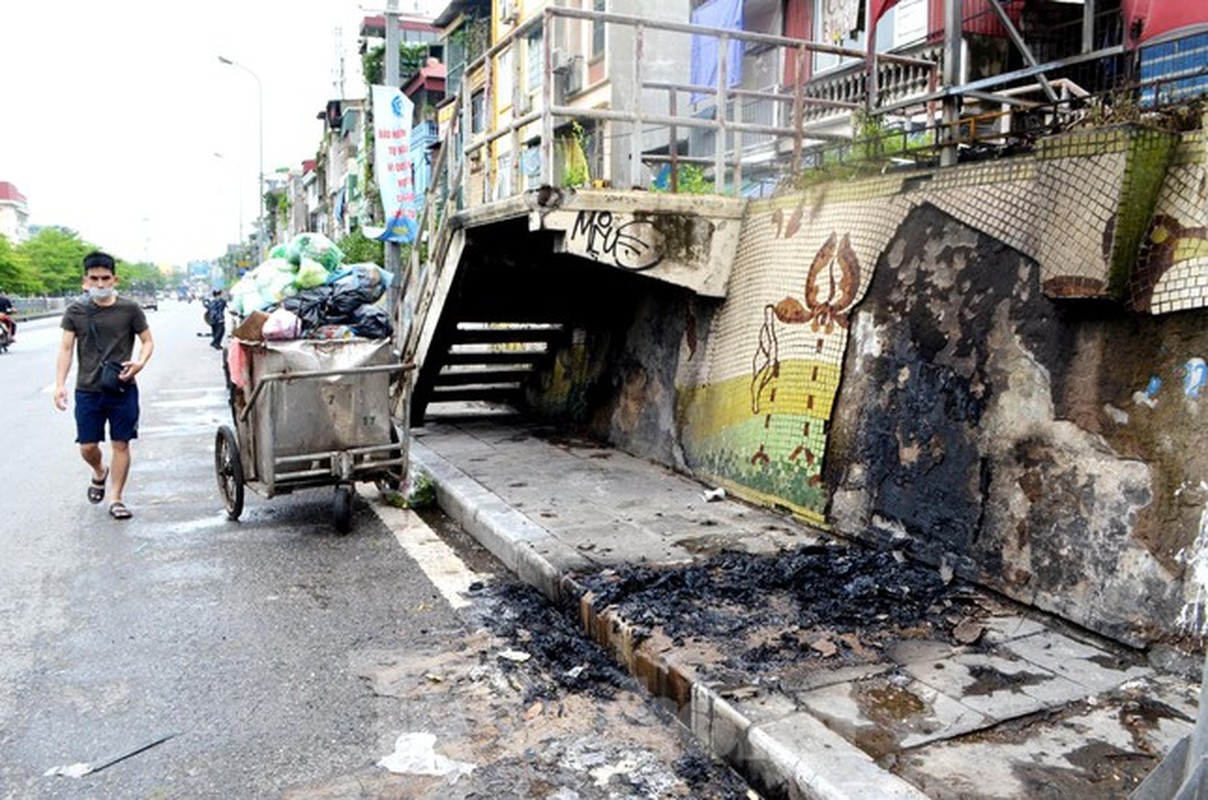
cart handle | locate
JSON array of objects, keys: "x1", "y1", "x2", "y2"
[{"x1": 239, "y1": 361, "x2": 416, "y2": 423}]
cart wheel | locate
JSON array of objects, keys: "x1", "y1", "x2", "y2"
[
  {"x1": 333, "y1": 485, "x2": 354, "y2": 534},
  {"x1": 215, "y1": 425, "x2": 244, "y2": 520},
  {"x1": 375, "y1": 422, "x2": 406, "y2": 497}
]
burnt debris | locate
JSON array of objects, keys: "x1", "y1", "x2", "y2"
[
  {"x1": 574, "y1": 544, "x2": 960, "y2": 672},
  {"x1": 479, "y1": 581, "x2": 634, "y2": 699}
]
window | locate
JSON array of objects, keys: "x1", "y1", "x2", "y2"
[
  {"x1": 527, "y1": 30, "x2": 544, "y2": 92},
  {"x1": 591, "y1": 0, "x2": 606, "y2": 59},
  {"x1": 498, "y1": 48, "x2": 515, "y2": 107},
  {"x1": 471, "y1": 90, "x2": 487, "y2": 133}
]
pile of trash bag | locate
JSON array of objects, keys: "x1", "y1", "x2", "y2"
[{"x1": 228, "y1": 232, "x2": 393, "y2": 341}]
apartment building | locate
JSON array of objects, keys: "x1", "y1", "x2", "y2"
[{"x1": 0, "y1": 181, "x2": 29, "y2": 244}]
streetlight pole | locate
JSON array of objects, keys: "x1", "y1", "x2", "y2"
[{"x1": 218, "y1": 55, "x2": 264, "y2": 261}]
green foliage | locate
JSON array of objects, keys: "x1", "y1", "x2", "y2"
[
  {"x1": 17, "y1": 227, "x2": 94, "y2": 295},
  {"x1": 563, "y1": 121, "x2": 590, "y2": 188},
  {"x1": 652, "y1": 164, "x2": 715, "y2": 195},
  {"x1": 0, "y1": 235, "x2": 40, "y2": 294},
  {"x1": 336, "y1": 229, "x2": 385, "y2": 265},
  {"x1": 362, "y1": 42, "x2": 433, "y2": 87},
  {"x1": 263, "y1": 189, "x2": 288, "y2": 242},
  {"x1": 115, "y1": 260, "x2": 166, "y2": 290}
]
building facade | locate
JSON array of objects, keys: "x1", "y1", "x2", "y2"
[{"x1": 0, "y1": 181, "x2": 29, "y2": 244}]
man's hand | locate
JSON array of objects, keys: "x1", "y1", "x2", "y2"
[
  {"x1": 120, "y1": 361, "x2": 140, "y2": 381},
  {"x1": 53, "y1": 386, "x2": 68, "y2": 411}
]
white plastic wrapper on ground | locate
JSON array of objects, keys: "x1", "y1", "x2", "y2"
[{"x1": 378, "y1": 732, "x2": 476, "y2": 782}]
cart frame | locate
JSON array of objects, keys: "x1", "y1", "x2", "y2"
[{"x1": 215, "y1": 338, "x2": 413, "y2": 532}]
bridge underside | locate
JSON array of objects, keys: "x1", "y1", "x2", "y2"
[{"x1": 409, "y1": 189, "x2": 745, "y2": 425}]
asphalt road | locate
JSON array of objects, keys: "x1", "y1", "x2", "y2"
[{"x1": 0, "y1": 300, "x2": 752, "y2": 800}]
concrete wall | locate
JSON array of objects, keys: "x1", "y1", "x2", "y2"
[{"x1": 576, "y1": 122, "x2": 1208, "y2": 647}]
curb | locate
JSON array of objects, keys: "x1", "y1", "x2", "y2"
[{"x1": 410, "y1": 438, "x2": 929, "y2": 800}]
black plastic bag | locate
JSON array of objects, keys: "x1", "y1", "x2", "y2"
[
  {"x1": 349, "y1": 304, "x2": 393, "y2": 339},
  {"x1": 282, "y1": 286, "x2": 334, "y2": 331}
]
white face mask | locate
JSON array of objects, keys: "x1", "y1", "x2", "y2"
[{"x1": 88, "y1": 287, "x2": 116, "y2": 300}]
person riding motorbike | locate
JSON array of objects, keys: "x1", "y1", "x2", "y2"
[{"x1": 0, "y1": 291, "x2": 16, "y2": 346}]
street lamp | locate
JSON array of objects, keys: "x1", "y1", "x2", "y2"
[{"x1": 218, "y1": 55, "x2": 264, "y2": 261}]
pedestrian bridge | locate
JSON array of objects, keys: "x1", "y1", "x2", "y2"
[{"x1": 389, "y1": 5, "x2": 942, "y2": 422}]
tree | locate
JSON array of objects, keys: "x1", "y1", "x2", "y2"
[
  {"x1": 17, "y1": 227, "x2": 95, "y2": 295},
  {"x1": 0, "y1": 234, "x2": 42, "y2": 295},
  {"x1": 336, "y1": 229, "x2": 386, "y2": 266}
]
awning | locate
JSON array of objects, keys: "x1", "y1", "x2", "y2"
[{"x1": 1123, "y1": 0, "x2": 1208, "y2": 44}]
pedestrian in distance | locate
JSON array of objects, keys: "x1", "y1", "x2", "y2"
[
  {"x1": 53, "y1": 251, "x2": 155, "y2": 521},
  {"x1": 205, "y1": 289, "x2": 227, "y2": 350}
]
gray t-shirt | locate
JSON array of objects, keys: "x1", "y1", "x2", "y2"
[{"x1": 61, "y1": 297, "x2": 149, "y2": 392}]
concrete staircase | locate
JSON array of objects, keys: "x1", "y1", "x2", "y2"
[{"x1": 412, "y1": 320, "x2": 567, "y2": 423}]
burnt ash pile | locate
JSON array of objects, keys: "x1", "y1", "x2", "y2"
[
  {"x1": 575, "y1": 544, "x2": 961, "y2": 672},
  {"x1": 479, "y1": 580, "x2": 634, "y2": 699}
]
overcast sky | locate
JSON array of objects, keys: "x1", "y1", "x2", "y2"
[{"x1": 0, "y1": 0, "x2": 437, "y2": 268}]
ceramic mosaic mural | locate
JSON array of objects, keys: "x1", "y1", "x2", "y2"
[{"x1": 677, "y1": 123, "x2": 1206, "y2": 525}]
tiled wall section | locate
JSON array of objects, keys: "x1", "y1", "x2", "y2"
[
  {"x1": 1133, "y1": 127, "x2": 1208, "y2": 314},
  {"x1": 678, "y1": 123, "x2": 1207, "y2": 525}
]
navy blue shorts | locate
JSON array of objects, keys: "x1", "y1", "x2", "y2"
[{"x1": 74, "y1": 386, "x2": 140, "y2": 443}]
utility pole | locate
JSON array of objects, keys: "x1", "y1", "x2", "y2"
[
  {"x1": 940, "y1": 0, "x2": 962, "y2": 167},
  {"x1": 384, "y1": 0, "x2": 401, "y2": 302}
]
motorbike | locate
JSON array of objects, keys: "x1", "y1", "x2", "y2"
[{"x1": 0, "y1": 313, "x2": 12, "y2": 353}]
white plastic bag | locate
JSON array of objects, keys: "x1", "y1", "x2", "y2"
[{"x1": 261, "y1": 307, "x2": 302, "y2": 340}]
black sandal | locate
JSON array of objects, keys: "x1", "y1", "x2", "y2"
[
  {"x1": 108, "y1": 502, "x2": 132, "y2": 520},
  {"x1": 88, "y1": 468, "x2": 109, "y2": 504}
]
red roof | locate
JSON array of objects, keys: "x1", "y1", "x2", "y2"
[
  {"x1": 403, "y1": 60, "x2": 448, "y2": 96},
  {"x1": 0, "y1": 182, "x2": 26, "y2": 204}
]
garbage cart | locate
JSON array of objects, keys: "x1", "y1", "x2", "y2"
[{"x1": 214, "y1": 337, "x2": 412, "y2": 533}]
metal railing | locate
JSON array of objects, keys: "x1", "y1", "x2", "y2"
[{"x1": 393, "y1": 6, "x2": 1205, "y2": 364}]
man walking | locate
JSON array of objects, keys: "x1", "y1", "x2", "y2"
[
  {"x1": 53, "y1": 251, "x2": 155, "y2": 520},
  {"x1": 206, "y1": 289, "x2": 227, "y2": 349}
]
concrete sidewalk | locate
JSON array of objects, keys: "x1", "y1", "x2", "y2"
[{"x1": 409, "y1": 413, "x2": 1200, "y2": 799}]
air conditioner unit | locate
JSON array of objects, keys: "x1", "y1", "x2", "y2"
[
  {"x1": 563, "y1": 56, "x2": 584, "y2": 96},
  {"x1": 554, "y1": 54, "x2": 584, "y2": 103},
  {"x1": 551, "y1": 48, "x2": 572, "y2": 74}
]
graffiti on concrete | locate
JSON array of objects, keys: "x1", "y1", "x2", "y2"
[
  {"x1": 569, "y1": 211, "x2": 663, "y2": 271},
  {"x1": 1184, "y1": 357, "x2": 1206, "y2": 399}
]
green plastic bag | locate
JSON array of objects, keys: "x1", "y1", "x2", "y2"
[{"x1": 294, "y1": 257, "x2": 330, "y2": 289}]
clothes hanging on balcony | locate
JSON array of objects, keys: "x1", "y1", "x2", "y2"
[{"x1": 690, "y1": 0, "x2": 744, "y2": 104}]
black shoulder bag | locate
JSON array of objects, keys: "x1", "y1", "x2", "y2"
[{"x1": 86, "y1": 303, "x2": 128, "y2": 394}]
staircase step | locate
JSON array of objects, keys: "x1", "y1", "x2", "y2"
[
  {"x1": 428, "y1": 386, "x2": 525, "y2": 404},
  {"x1": 450, "y1": 326, "x2": 565, "y2": 344},
  {"x1": 435, "y1": 369, "x2": 534, "y2": 386},
  {"x1": 444, "y1": 350, "x2": 549, "y2": 366}
]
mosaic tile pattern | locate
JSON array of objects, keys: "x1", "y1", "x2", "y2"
[
  {"x1": 1133, "y1": 128, "x2": 1208, "y2": 314},
  {"x1": 679, "y1": 125, "x2": 1208, "y2": 524}
]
